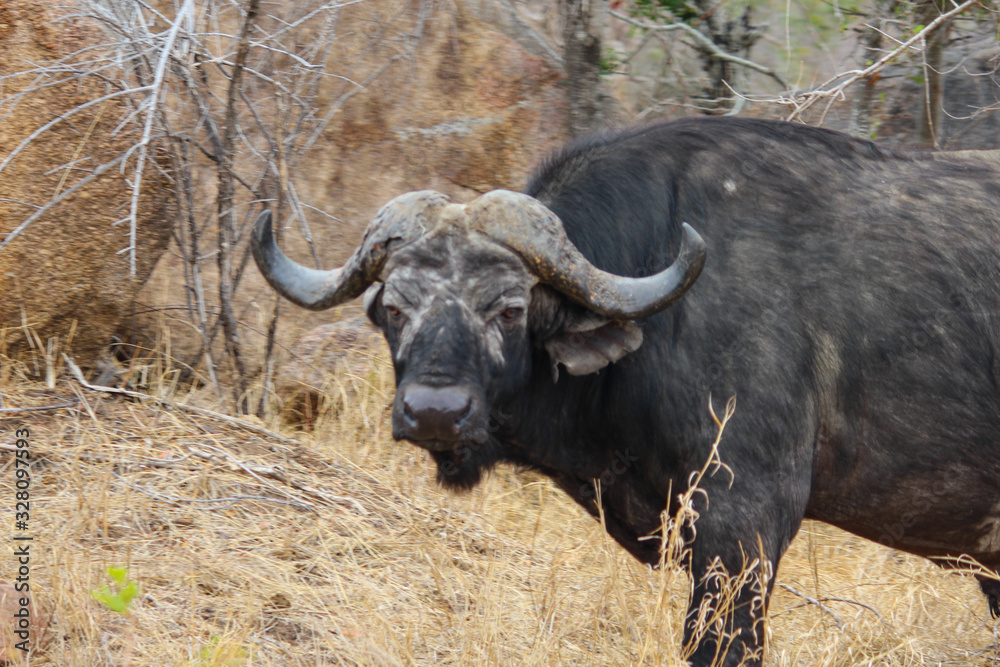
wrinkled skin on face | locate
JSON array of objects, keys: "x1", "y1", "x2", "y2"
[
  {"x1": 364, "y1": 230, "x2": 643, "y2": 489},
  {"x1": 367, "y1": 233, "x2": 533, "y2": 474}
]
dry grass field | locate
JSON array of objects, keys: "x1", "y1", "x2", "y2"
[{"x1": 0, "y1": 344, "x2": 997, "y2": 666}]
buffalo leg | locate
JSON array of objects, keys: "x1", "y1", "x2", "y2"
[
  {"x1": 979, "y1": 573, "x2": 1000, "y2": 619},
  {"x1": 683, "y1": 551, "x2": 776, "y2": 667},
  {"x1": 680, "y1": 480, "x2": 803, "y2": 667}
]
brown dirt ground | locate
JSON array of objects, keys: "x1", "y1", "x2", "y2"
[{"x1": 0, "y1": 351, "x2": 996, "y2": 666}]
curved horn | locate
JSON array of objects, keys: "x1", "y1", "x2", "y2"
[
  {"x1": 468, "y1": 190, "x2": 706, "y2": 320},
  {"x1": 251, "y1": 191, "x2": 451, "y2": 311}
]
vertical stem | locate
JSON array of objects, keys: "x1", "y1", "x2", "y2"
[
  {"x1": 850, "y1": 22, "x2": 883, "y2": 139},
  {"x1": 217, "y1": 0, "x2": 261, "y2": 413},
  {"x1": 918, "y1": 0, "x2": 950, "y2": 148},
  {"x1": 559, "y1": 0, "x2": 609, "y2": 137},
  {"x1": 257, "y1": 97, "x2": 288, "y2": 419},
  {"x1": 175, "y1": 140, "x2": 221, "y2": 395}
]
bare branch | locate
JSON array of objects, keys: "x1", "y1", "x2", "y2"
[
  {"x1": 782, "y1": 0, "x2": 979, "y2": 122},
  {"x1": 778, "y1": 584, "x2": 845, "y2": 629},
  {"x1": 0, "y1": 396, "x2": 80, "y2": 413},
  {"x1": 1, "y1": 153, "x2": 129, "y2": 249},
  {"x1": 215, "y1": 0, "x2": 262, "y2": 413},
  {"x1": 62, "y1": 353, "x2": 300, "y2": 447},
  {"x1": 609, "y1": 9, "x2": 787, "y2": 90},
  {"x1": 122, "y1": 0, "x2": 195, "y2": 275},
  {"x1": 0, "y1": 86, "x2": 149, "y2": 179}
]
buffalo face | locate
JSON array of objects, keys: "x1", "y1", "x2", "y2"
[
  {"x1": 365, "y1": 234, "x2": 534, "y2": 471},
  {"x1": 251, "y1": 189, "x2": 706, "y2": 488}
]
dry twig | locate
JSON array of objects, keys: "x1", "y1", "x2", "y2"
[
  {"x1": 609, "y1": 9, "x2": 787, "y2": 89},
  {"x1": 62, "y1": 353, "x2": 299, "y2": 447},
  {"x1": 0, "y1": 395, "x2": 79, "y2": 413},
  {"x1": 782, "y1": 0, "x2": 979, "y2": 123}
]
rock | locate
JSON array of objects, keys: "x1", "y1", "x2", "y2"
[
  {"x1": 262, "y1": 0, "x2": 569, "y2": 283},
  {"x1": 0, "y1": 579, "x2": 49, "y2": 662},
  {"x1": 274, "y1": 315, "x2": 387, "y2": 427},
  {"x1": 244, "y1": 1, "x2": 570, "y2": 370},
  {"x1": 0, "y1": 0, "x2": 173, "y2": 366},
  {"x1": 134, "y1": 0, "x2": 571, "y2": 372}
]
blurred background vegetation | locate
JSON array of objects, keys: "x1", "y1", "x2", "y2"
[{"x1": 4, "y1": 0, "x2": 999, "y2": 406}]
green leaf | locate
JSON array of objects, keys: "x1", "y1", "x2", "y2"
[
  {"x1": 600, "y1": 47, "x2": 623, "y2": 75},
  {"x1": 91, "y1": 586, "x2": 129, "y2": 613},
  {"x1": 107, "y1": 566, "x2": 129, "y2": 585},
  {"x1": 91, "y1": 567, "x2": 140, "y2": 614}
]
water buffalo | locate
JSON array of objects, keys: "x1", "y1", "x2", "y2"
[{"x1": 252, "y1": 117, "x2": 1000, "y2": 665}]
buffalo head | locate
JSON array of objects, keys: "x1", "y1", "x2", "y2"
[{"x1": 252, "y1": 190, "x2": 705, "y2": 486}]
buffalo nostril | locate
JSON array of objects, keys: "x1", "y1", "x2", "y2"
[
  {"x1": 453, "y1": 399, "x2": 473, "y2": 429},
  {"x1": 403, "y1": 402, "x2": 418, "y2": 430},
  {"x1": 402, "y1": 398, "x2": 419, "y2": 428},
  {"x1": 399, "y1": 384, "x2": 476, "y2": 441}
]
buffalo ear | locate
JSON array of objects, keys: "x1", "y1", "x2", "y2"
[
  {"x1": 363, "y1": 284, "x2": 386, "y2": 327},
  {"x1": 545, "y1": 316, "x2": 643, "y2": 376},
  {"x1": 530, "y1": 286, "x2": 643, "y2": 376}
]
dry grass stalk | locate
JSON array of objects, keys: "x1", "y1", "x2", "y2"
[{"x1": 0, "y1": 351, "x2": 996, "y2": 665}]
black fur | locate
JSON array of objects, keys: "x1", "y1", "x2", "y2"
[
  {"x1": 373, "y1": 117, "x2": 1000, "y2": 665},
  {"x1": 981, "y1": 576, "x2": 1000, "y2": 619}
]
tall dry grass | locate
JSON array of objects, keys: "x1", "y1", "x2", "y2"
[{"x1": 0, "y1": 338, "x2": 997, "y2": 666}]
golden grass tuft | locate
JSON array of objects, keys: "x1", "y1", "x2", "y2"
[{"x1": 0, "y1": 348, "x2": 997, "y2": 665}]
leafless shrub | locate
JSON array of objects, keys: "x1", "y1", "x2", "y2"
[
  {"x1": 778, "y1": 0, "x2": 982, "y2": 127},
  {"x1": 607, "y1": 6, "x2": 785, "y2": 117},
  {"x1": 2, "y1": 0, "x2": 423, "y2": 413}
]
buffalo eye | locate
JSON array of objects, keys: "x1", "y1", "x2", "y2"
[
  {"x1": 498, "y1": 307, "x2": 524, "y2": 324},
  {"x1": 386, "y1": 305, "x2": 405, "y2": 324}
]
